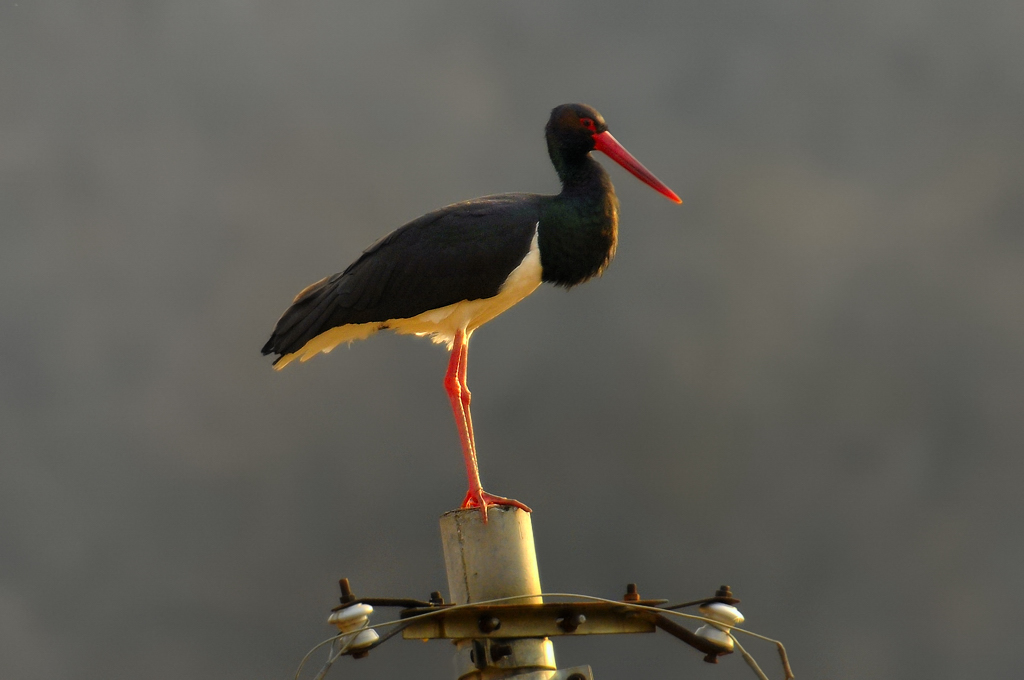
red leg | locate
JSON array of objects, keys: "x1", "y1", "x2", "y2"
[
  {"x1": 445, "y1": 330, "x2": 531, "y2": 521},
  {"x1": 458, "y1": 335, "x2": 475, "y2": 456},
  {"x1": 444, "y1": 330, "x2": 481, "y2": 500}
]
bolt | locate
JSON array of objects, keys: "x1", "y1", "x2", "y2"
[
  {"x1": 478, "y1": 616, "x2": 502, "y2": 633},
  {"x1": 429, "y1": 591, "x2": 444, "y2": 605},
  {"x1": 490, "y1": 641, "x2": 513, "y2": 661},
  {"x1": 624, "y1": 583, "x2": 640, "y2": 602},
  {"x1": 557, "y1": 612, "x2": 587, "y2": 633},
  {"x1": 712, "y1": 584, "x2": 740, "y2": 604},
  {"x1": 339, "y1": 578, "x2": 355, "y2": 605}
]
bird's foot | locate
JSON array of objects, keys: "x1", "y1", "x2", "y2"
[{"x1": 461, "y1": 489, "x2": 532, "y2": 521}]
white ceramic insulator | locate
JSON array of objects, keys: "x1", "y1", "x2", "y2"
[
  {"x1": 348, "y1": 628, "x2": 379, "y2": 649},
  {"x1": 328, "y1": 603, "x2": 374, "y2": 632},
  {"x1": 695, "y1": 624, "x2": 734, "y2": 651},
  {"x1": 699, "y1": 602, "x2": 744, "y2": 630}
]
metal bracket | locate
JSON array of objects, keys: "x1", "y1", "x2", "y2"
[{"x1": 401, "y1": 601, "x2": 657, "y2": 640}]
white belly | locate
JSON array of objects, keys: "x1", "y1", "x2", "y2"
[{"x1": 276, "y1": 229, "x2": 542, "y2": 368}]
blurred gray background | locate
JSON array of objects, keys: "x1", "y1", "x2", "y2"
[{"x1": 2, "y1": 1, "x2": 1023, "y2": 679}]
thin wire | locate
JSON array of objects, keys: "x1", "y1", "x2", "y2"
[
  {"x1": 317, "y1": 632, "x2": 360, "y2": 680},
  {"x1": 294, "y1": 591, "x2": 793, "y2": 680},
  {"x1": 529, "y1": 592, "x2": 793, "y2": 678},
  {"x1": 293, "y1": 599, "x2": 526, "y2": 679},
  {"x1": 294, "y1": 629, "x2": 358, "y2": 680},
  {"x1": 310, "y1": 641, "x2": 341, "y2": 680},
  {"x1": 525, "y1": 592, "x2": 790, "y2": 648},
  {"x1": 363, "y1": 620, "x2": 415, "y2": 649},
  {"x1": 661, "y1": 598, "x2": 719, "y2": 611},
  {"x1": 294, "y1": 633, "x2": 345, "y2": 680},
  {"x1": 731, "y1": 634, "x2": 771, "y2": 680},
  {"x1": 777, "y1": 640, "x2": 796, "y2": 680}
]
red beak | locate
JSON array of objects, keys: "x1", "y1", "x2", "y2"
[{"x1": 592, "y1": 131, "x2": 682, "y2": 204}]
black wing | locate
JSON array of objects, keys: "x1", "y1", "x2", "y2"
[{"x1": 261, "y1": 194, "x2": 543, "y2": 360}]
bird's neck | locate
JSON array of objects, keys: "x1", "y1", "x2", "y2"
[{"x1": 539, "y1": 155, "x2": 620, "y2": 288}]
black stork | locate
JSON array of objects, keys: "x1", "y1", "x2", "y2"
[{"x1": 262, "y1": 103, "x2": 681, "y2": 519}]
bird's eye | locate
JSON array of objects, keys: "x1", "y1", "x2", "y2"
[{"x1": 580, "y1": 117, "x2": 597, "y2": 132}]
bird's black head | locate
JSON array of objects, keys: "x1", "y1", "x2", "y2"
[
  {"x1": 546, "y1": 103, "x2": 609, "y2": 159},
  {"x1": 545, "y1": 102, "x2": 682, "y2": 204}
]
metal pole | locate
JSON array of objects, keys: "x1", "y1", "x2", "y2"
[{"x1": 440, "y1": 506, "x2": 557, "y2": 680}]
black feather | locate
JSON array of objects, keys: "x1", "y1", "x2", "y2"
[{"x1": 262, "y1": 195, "x2": 541, "y2": 359}]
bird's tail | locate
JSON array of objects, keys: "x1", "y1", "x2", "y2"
[{"x1": 261, "y1": 274, "x2": 380, "y2": 369}]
